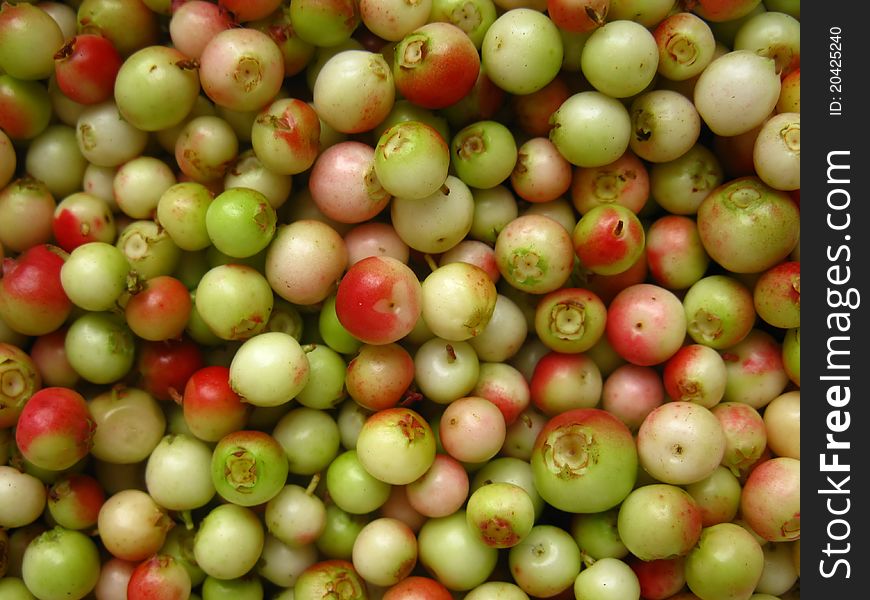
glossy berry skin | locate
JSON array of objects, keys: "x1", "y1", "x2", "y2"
[
  {"x1": 15, "y1": 386, "x2": 95, "y2": 472},
  {"x1": 683, "y1": 275, "x2": 756, "y2": 351},
  {"x1": 531, "y1": 408, "x2": 638, "y2": 515},
  {"x1": 54, "y1": 34, "x2": 123, "y2": 105},
  {"x1": 494, "y1": 214, "x2": 575, "y2": 295},
  {"x1": 359, "y1": 0, "x2": 432, "y2": 42},
  {"x1": 662, "y1": 344, "x2": 728, "y2": 408},
  {"x1": 581, "y1": 250, "x2": 649, "y2": 306},
  {"x1": 21, "y1": 527, "x2": 102, "y2": 600},
  {"x1": 251, "y1": 98, "x2": 321, "y2": 176},
  {"x1": 645, "y1": 215, "x2": 710, "y2": 290},
  {"x1": 513, "y1": 77, "x2": 571, "y2": 138},
  {"x1": 265, "y1": 219, "x2": 349, "y2": 306},
  {"x1": 335, "y1": 255, "x2": 423, "y2": 345},
  {"x1": 194, "y1": 264, "x2": 274, "y2": 341},
  {"x1": 250, "y1": 4, "x2": 315, "y2": 77},
  {"x1": 0, "y1": 74, "x2": 52, "y2": 141},
  {"x1": 712, "y1": 401, "x2": 767, "y2": 478},
  {"x1": 114, "y1": 45, "x2": 201, "y2": 132},
  {"x1": 617, "y1": 484, "x2": 703, "y2": 560},
  {"x1": 439, "y1": 396, "x2": 506, "y2": 464},
  {"x1": 174, "y1": 115, "x2": 240, "y2": 184},
  {"x1": 572, "y1": 204, "x2": 645, "y2": 276},
  {"x1": 47, "y1": 474, "x2": 106, "y2": 531},
  {"x1": 199, "y1": 27, "x2": 284, "y2": 113},
  {"x1": 652, "y1": 12, "x2": 717, "y2": 82},
  {"x1": 570, "y1": 151, "x2": 650, "y2": 216},
  {"x1": 136, "y1": 337, "x2": 205, "y2": 402},
  {"x1": 356, "y1": 407, "x2": 436, "y2": 485},
  {"x1": 465, "y1": 482, "x2": 535, "y2": 548},
  {"x1": 510, "y1": 137, "x2": 571, "y2": 203},
  {"x1": 308, "y1": 141, "x2": 391, "y2": 224},
  {"x1": 313, "y1": 50, "x2": 395, "y2": 135},
  {"x1": 684, "y1": 522, "x2": 764, "y2": 600},
  {"x1": 345, "y1": 343, "x2": 415, "y2": 411},
  {"x1": 605, "y1": 283, "x2": 687, "y2": 366},
  {"x1": 530, "y1": 351, "x2": 603, "y2": 416},
  {"x1": 375, "y1": 121, "x2": 451, "y2": 200},
  {"x1": 382, "y1": 576, "x2": 453, "y2": 600},
  {"x1": 205, "y1": 187, "x2": 277, "y2": 259},
  {"x1": 739, "y1": 456, "x2": 800, "y2": 542},
  {"x1": 126, "y1": 554, "x2": 192, "y2": 600},
  {"x1": 547, "y1": 0, "x2": 609, "y2": 33},
  {"x1": 481, "y1": 9, "x2": 564, "y2": 96},
  {"x1": 0, "y1": 170, "x2": 53, "y2": 256},
  {"x1": 125, "y1": 276, "x2": 193, "y2": 342},
  {"x1": 628, "y1": 556, "x2": 687, "y2": 600},
  {"x1": 601, "y1": 364, "x2": 664, "y2": 432},
  {"x1": 0, "y1": 244, "x2": 72, "y2": 336},
  {"x1": 440, "y1": 67, "x2": 506, "y2": 128},
  {"x1": 169, "y1": 1, "x2": 236, "y2": 61},
  {"x1": 0, "y1": 2, "x2": 65, "y2": 81},
  {"x1": 393, "y1": 22, "x2": 481, "y2": 110},
  {"x1": 472, "y1": 363, "x2": 530, "y2": 427},
  {"x1": 534, "y1": 287, "x2": 607, "y2": 354},
  {"x1": 289, "y1": 0, "x2": 360, "y2": 48},
  {"x1": 417, "y1": 510, "x2": 498, "y2": 591},
  {"x1": 211, "y1": 429, "x2": 289, "y2": 506},
  {"x1": 421, "y1": 262, "x2": 497, "y2": 342},
  {"x1": 696, "y1": 176, "x2": 800, "y2": 274},
  {"x1": 76, "y1": 0, "x2": 161, "y2": 57},
  {"x1": 182, "y1": 366, "x2": 251, "y2": 442},
  {"x1": 295, "y1": 560, "x2": 368, "y2": 600},
  {"x1": 753, "y1": 260, "x2": 800, "y2": 329},
  {"x1": 52, "y1": 192, "x2": 117, "y2": 253}
]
